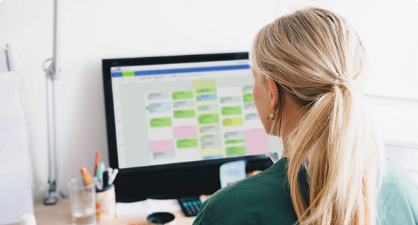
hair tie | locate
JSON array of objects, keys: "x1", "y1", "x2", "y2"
[
  {"x1": 332, "y1": 79, "x2": 340, "y2": 91},
  {"x1": 337, "y1": 72, "x2": 354, "y2": 82},
  {"x1": 332, "y1": 72, "x2": 354, "y2": 92}
]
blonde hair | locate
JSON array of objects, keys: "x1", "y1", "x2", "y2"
[{"x1": 251, "y1": 7, "x2": 385, "y2": 225}]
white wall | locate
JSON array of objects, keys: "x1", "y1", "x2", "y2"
[
  {"x1": 277, "y1": 0, "x2": 418, "y2": 100},
  {"x1": 0, "y1": 0, "x2": 278, "y2": 201},
  {"x1": 337, "y1": 0, "x2": 418, "y2": 100},
  {"x1": 1, "y1": 0, "x2": 417, "y2": 201},
  {"x1": 0, "y1": 0, "x2": 55, "y2": 201}
]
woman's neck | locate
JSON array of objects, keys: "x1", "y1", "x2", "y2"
[{"x1": 275, "y1": 92, "x2": 305, "y2": 158}]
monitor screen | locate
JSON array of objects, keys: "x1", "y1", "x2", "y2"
[{"x1": 109, "y1": 54, "x2": 279, "y2": 169}]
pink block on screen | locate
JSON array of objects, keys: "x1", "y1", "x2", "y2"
[
  {"x1": 173, "y1": 125, "x2": 198, "y2": 139},
  {"x1": 149, "y1": 139, "x2": 175, "y2": 153},
  {"x1": 244, "y1": 128, "x2": 268, "y2": 155}
]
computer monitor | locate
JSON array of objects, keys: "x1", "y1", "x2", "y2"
[{"x1": 102, "y1": 53, "x2": 278, "y2": 201}]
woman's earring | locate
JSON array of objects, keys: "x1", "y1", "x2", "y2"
[{"x1": 270, "y1": 113, "x2": 275, "y2": 120}]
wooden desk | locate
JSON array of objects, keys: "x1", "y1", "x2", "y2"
[{"x1": 14, "y1": 199, "x2": 198, "y2": 225}]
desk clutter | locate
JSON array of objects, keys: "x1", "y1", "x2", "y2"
[
  {"x1": 74, "y1": 152, "x2": 189, "y2": 224},
  {"x1": 71, "y1": 156, "x2": 260, "y2": 224},
  {"x1": 68, "y1": 152, "x2": 260, "y2": 224},
  {"x1": 71, "y1": 152, "x2": 119, "y2": 224},
  {"x1": 80, "y1": 152, "x2": 119, "y2": 190}
]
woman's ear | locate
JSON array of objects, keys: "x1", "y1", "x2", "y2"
[{"x1": 266, "y1": 77, "x2": 279, "y2": 112}]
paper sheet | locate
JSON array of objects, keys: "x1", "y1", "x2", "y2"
[
  {"x1": 219, "y1": 160, "x2": 246, "y2": 188},
  {"x1": 116, "y1": 199, "x2": 181, "y2": 218},
  {"x1": 0, "y1": 71, "x2": 34, "y2": 224}
]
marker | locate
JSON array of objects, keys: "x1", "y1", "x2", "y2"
[
  {"x1": 80, "y1": 167, "x2": 93, "y2": 186},
  {"x1": 103, "y1": 171, "x2": 109, "y2": 188},
  {"x1": 94, "y1": 152, "x2": 100, "y2": 176},
  {"x1": 108, "y1": 168, "x2": 118, "y2": 185},
  {"x1": 107, "y1": 167, "x2": 113, "y2": 177},
  {"x1": 107, "y1": 168, "x2": 113, "y2": 184},
  {"x1": 97, "y1": 162, "x2": 105, "y2": 187},
  {"x1": 96, "y1": 162, "x2": 103, "y2": 181},
  {"x1": 93, "y1": 177, "x2": 102, "y2": 190}
]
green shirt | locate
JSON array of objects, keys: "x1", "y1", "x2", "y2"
[{"x1": 193, "y1": 158, "x2": 418, "y2": 225}]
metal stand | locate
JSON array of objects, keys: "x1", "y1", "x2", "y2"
[
  {"x1": 43, "y1": 59, "x2": 62, "y2": 205},
  {"x1": 43, "y1": 0, "x2": 65, "y2": 205}
]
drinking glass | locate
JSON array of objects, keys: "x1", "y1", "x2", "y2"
[{"x1": 68, "y1": 178, "x2": 96, "y2": 225}]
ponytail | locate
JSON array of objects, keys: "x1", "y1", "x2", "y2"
[
  {"x1": 251, "y1": 7, "x2": 386, "y2": 225},
  {"x1": 287, "y1": 80, "x2": 384, "y2": 225}
]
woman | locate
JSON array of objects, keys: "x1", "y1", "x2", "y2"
[{"x1": 193, "y1": 7, "x2": 418, "y2": 225}]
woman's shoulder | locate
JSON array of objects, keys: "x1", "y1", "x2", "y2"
[
  {"x1": 193, "y1": 158, "x2": 299, "y2": 225},
  {"x1": 379, "y1": 158, "x2": 418, "y2": 224},
  {"x1": 207, "y1": 157, "x2": 291, "y2": 204},
  {"x1": 383, "y1": 157, "x2": 418, "y2": 192}
]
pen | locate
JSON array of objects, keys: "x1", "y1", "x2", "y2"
[{"x1": 94, "y1": 152, "x2": 100, "y2": 176}]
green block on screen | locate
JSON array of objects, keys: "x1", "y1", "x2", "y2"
[
  {"x1": 198, "y1": 114, "x2": 220, "y2": 124},
  {"x1": 225, "y1": 139, "x2": 245, "y2": 145},
  {"x1": 172, "y1": 91, "x2": 193, "y2": 100},
  {"x1": 225, "y1": 145, "x2": 246, "y2": 156},
  {"x1": 150, "y1": 117, "x2": 172, "y2": 127},
  {"x1": 177, "y1": 138, "x2": 198, "y2": 148},
  {"x1": 196, "y1": 88, "x2": 216, "y2": 94},
  {"x1": 243, "y1": 93, "x2": 254, "y2": 102},
  {"x1": 221, "y1": 106, "x2": 242, "y2": 116},
  {"x1": 122, "y1": 71, "x2": 135, "y2": 77},
  {"x1": 174, "y1": 109, "x2": 195, "y2": 118}
]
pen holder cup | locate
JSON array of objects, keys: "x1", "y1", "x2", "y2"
[{"x1": 95, "y1": 185, "x2": 116, "y2": 223}]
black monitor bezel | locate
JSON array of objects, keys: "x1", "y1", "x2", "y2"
[{"x1": 102, "y1": 52, "x2": 272, "y2": 201}]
